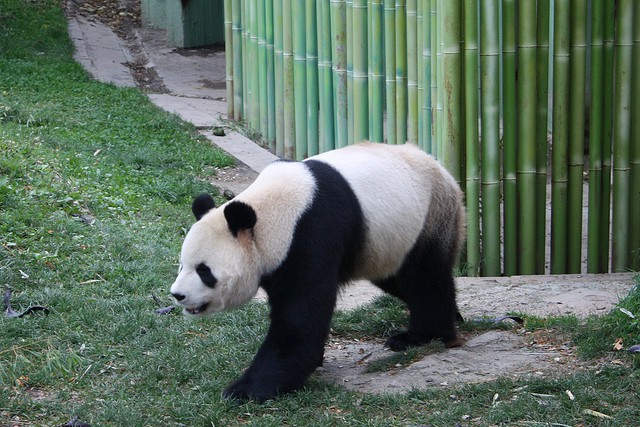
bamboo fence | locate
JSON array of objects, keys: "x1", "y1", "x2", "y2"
[{"x1": 225, "y1": 0, "x2": 640, "y2": 276}]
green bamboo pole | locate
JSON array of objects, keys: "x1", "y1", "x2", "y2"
[
  {"x1": 630, "y1": 3, "x2": 640, "y2": 270},
  {"x1": 441, "y1": 0, "x2": 460, "y2": 179},
  {"x1": 501, "y1": 0, "x2": 517, "y2": 276},
  {"x1": 265, "y1": 0, "x2": 276, "y2": 152},
  {"x1": 407, "y1": 0, "x2": 418, "y2": 144},
  {"x1": 598, "y1": 1, "x2": 615, "y2": 272},
  {"x1": 464, "y1": 0, "x2": 479, "y2": 276},
  {"x1": 551, "y1": 0, "x2": 570, "y2": 273},
  {"x1": 480, "y1": 0, "x2": 500, "y2": 276},
  {"x1": 430, "y1": 0, "x2": 438, "y2": 154},
  {"x1": 232, "y1": 0, "x2": 243, "y2": 121},
  {"x1": 306, "y1": 0, "x2": 319, "y2": 156},
  {"x1": 535, "y1": 0, "x2": 550, "y2": 274},
  {"x1": 283, "y1": 0, "x2": 295, "y2": 158},
  {"x1": 318, "y1": 0, "x2": 335, "y2": 152},
  {"x1": 516, "y1": 0, "x2": 538, "y2": 275},
  {"x1": 257, "y1": 0, "x2": 268, "y2": 144},
  {"x1": 396, "y1": 0, "x2": 408, "y2": 145},
  {"x1": 250, "y1": 0, "x2": 260, "y2": 131},
  {"x1": 417, "y1": 0, "x2": 424, "y2": 149},
  {"x1": 436, "y1": 0, "x2": 444, "y2": 160},
  {"x1": 293, "y1": 0, "x2": 307, "y2": 159},
  {"x1": 353, "y1": 0, "x2": 369, "y2": 143},
  {"x1": 274, "y1": 0, "x2": 284, "y2": 156},
  {"x1": 587, "y1": 0, "x2": 604, "y2": 272},
  {"x1": 370, "y1": 0, "x2": 384, "y2": 142},
  {"x1": 422, "y1": 0, "x2": 432, "y2": 152},
  {"x1": 611, "y1": 0, "x2": 633, "y2": 272},
  {"x1": 331, "y1": 0, "x2": 348, "y2": 148},
  {"x1": 347, "y1": 0, "x2": 354, "y2": 145},
  {"x1": 566, "y1": 0, "x2": 587, "y2": 273},
  {"x1": 241, "y1": 2, "x2": 249, "y2": 119},
  {"x1": 224, "y1": 0, "x2": 234, "y2": 118},
  {"x1": 384, "y1": 0, "x2": 397, "y2": 144}
]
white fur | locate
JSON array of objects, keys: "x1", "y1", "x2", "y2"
[
  {"x1": 170, "y1": 161, "x2": 315, "y2": 315},
  {"x1": 311, "y1": 142, "x2": 449, "y2": 280}
]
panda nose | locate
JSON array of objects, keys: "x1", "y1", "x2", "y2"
[{"x1": 171, "y1": 292, "x2": 186, "y2": 302}]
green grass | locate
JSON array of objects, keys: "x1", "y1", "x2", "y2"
[{"x1": 1, "y1": 1, "x2": 639, "y2": 425}]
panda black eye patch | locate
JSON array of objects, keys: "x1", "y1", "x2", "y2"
[{"x1": 195, "y1": 263, "x2": 217, "y2": 288}]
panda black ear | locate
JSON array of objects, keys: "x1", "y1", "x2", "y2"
[
  {"x1": 224, "y1": 201, "x2": 257, "y2": 237},
  {"x1": 192, "y1": 194, "x2": 216, "y2": 221}
]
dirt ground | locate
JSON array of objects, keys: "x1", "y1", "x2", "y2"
[{"x1": 69, "y1": 0, "x2": 638, "y2": 395}]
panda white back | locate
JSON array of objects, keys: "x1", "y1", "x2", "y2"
[{"x1": 310, "y1": 142, "x2": 456, "y2": 281}]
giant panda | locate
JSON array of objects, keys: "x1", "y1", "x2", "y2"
[{"x1": 170, "y1": 142, "x2": 465, "y2": 402}]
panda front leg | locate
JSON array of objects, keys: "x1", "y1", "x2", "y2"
[{"x1": 223, "y1": 286, "x2": 336, "y2": 402}]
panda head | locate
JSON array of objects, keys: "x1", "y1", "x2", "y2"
[{"x1": 170, "y1": 194, "x2": 261, "y2": 317}]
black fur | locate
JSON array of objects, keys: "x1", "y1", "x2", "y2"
[
  {"x1": 223, "y1": 160, "x2": 366, "y2": 402},
  {"x1": 192, "y1": 194, "x2": 216, "y2": 221},
  {"x1": 195, "y1": 263, "x2": 217, "y2": 288},
  {"x1": 224, "y1": 201, "x2": 258, "y2": 237}
]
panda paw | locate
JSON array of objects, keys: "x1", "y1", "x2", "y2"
[
  {"x1": 385, "y1": 332, "x2": 431, "y2": 351},
  {"x1": 222, "y1": 378, "x2": 276, "y2": 403}
]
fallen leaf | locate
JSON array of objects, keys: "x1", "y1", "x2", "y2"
[
  {"x1": 613, "y1": 338, "x2": 623, "y2": 351},
  {"x1": 583, "y1": 409, "x2": 612, "y2": 419}
]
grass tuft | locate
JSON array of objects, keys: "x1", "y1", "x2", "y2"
[{"x1": 1, "y1": 1, "x2": 638, "y2": 425}]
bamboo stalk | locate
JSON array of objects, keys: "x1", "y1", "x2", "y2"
[
  {"x1": 353, "y1": 0, "x2": 369, "y2": 143},
  {"x1": 407, "y1": 0, "x2": 418, "y2": 144},
  {"x1": 535, "y1": 0, "x2": 550, "y2": 274},
  {"x1": 318, "y1": 0, "x2": 335, "y2": 152},
  {"x1": 464, "y1": 0, "x2": 479, "y2": 276},
  {"x1": 430, "y1": 0, "x2": 438, "y2": 154},
  {"x1": 611, "y1": 0, "x2": 633, "y2": 272},
  {"x1": 436, "y1": 0, "x2": 444, "y2": 160},
  {"x1": 249, "y1": 0, "x2": 260, "y2": 131},
  {"x1": 257, "y1": 0, "x2": 268, "y2": 144},
  {"x1": 274, "y1": 0, "x2": 284, "y2": 156},
  {"x1": 331, "y1": 0, "x2": 348, "y2": 148},
  {"x1": 283, "y1": 0, "x2": 295, "y2": 158},
  {"x1": 265, "y1": 0, "x2": 276, "y2": 152},
  {"x1": 347, "y1": 0, "x2": 354, "y2": 145},
  {"x1": 630, "y1": 2, "x2": 640, "y2": 270},
  {"x1": 587, "y1": 0, "x2": 604, "y2": 272},
  {"x1": 232, "y1": 0, "x2": 243, "y2": 121},
  {"x1": 565, "y1": 0, "x2": 587, "y2": 273},
  {"x1": 306, "y1": 0, "x2": 319, "y2": 156},
  {"x1": 598, "y1": 0, "x2": 615, "y2": 272},
  {"x1": 422, "y1": 0, "x2": 432, "y2": 152},
  {"x1": 417, "y1": 0, "x2": 424, "y2": 148},
  {"x1": 502, "y1": 0, "x2": 517, "y2": 276},
  {"x1": 516, "y1": 0, "x2": 538, "y2": 275},
  {"x1": 480, "y1": 0, "x2": 500, "y2": 276},
  {"x1": 384, "y1": 0, "x2": 397, "y2": 144},
  {"x1": 396, "y1": 0, "x2": 408, "y2": 145},
  {"x1": 370, "y1": 0, "x2": 384, "y2": 142},
  {"x1": 441, "y1": 0, "x2": 461, "y2": 179},
  {"x1": 551, "y1": 0, "x2": 570, "y2": 273},
  {"x1": 293, "y1": 0, "x2": 307, "y2": 159},
  {"x1": 224, "y1": 0, "x2": 234, "y2": 118},
  {"x1": 241, "y1": 2, "x2": 249, "y2": 118}
]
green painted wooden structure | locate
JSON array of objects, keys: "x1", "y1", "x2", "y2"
[
  {"x1": 141, "y1": 0, "x2": 224, "y2": 48},
  {"x1": 225, "y1": 0, "x2": 640, "y2": 277}
]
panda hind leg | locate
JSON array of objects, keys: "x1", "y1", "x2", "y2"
[{"x1": 379, "y1": 246, "x2": 461, "y2": 351}]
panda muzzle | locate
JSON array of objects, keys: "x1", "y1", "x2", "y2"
[{"x1": 184, "y1": 302, "x2": 210, "y2": 316}]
